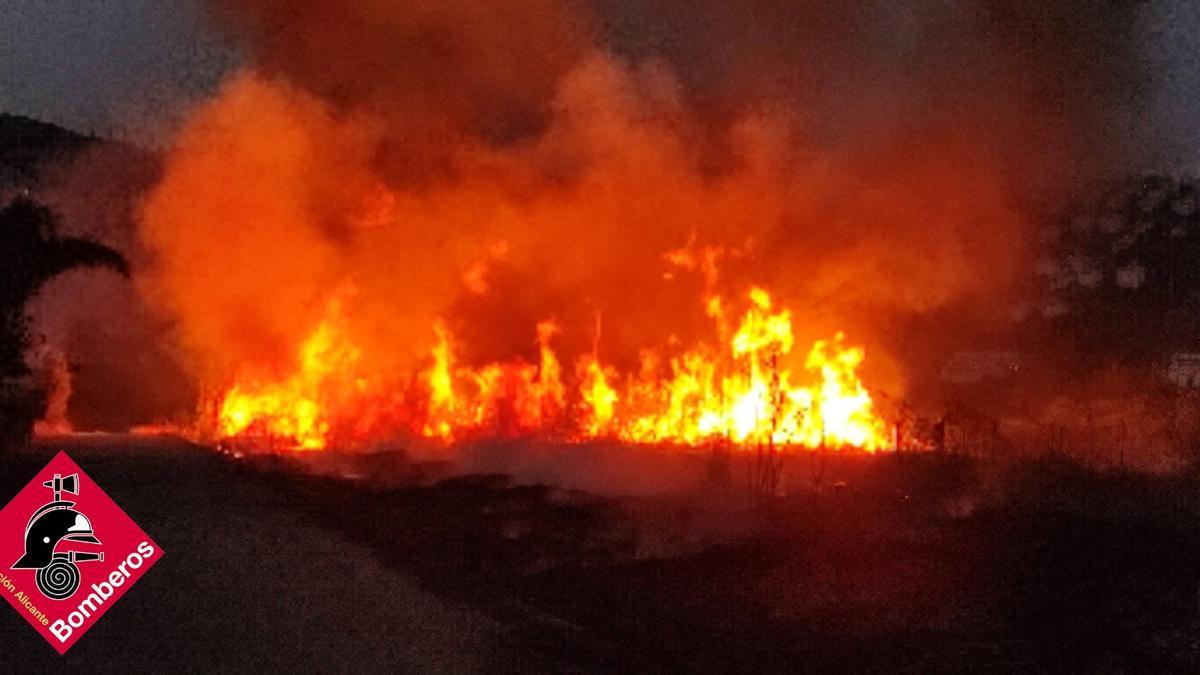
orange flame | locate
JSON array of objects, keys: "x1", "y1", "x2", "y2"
[
  {"x1": 211, "y1": 286, "x2": 889, "y2": 453},
  {"x1": 577, "y1": 356, "x2": 618, "y2": 436},
  {"x1": 217, "y1": 297, "x2": 362, "y2": 450},
  {"x1": 612, "y1": 288, "x2": 887, "y2": 450}
]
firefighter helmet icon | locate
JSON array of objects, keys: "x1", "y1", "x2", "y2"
[{"x1": 11, "y1": 473, "x2": 104, "y2": 600}]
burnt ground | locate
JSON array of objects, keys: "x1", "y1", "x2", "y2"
[
  {"x1": 230, "y1": 448, "x2": 1200, "y2": 672},
  {"x1": 3, "y1": 439, "x2": 1200, "y2": 672}
]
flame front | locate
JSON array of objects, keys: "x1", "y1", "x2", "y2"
[
  {"x1": 614, "y1": 289, "x2": 886, "y2": 450},
  {"x1": 217, "y1": 297, "x2": 363, "y2": 450},
  {"x1": 213, "y1": 287, "x2": 888, "y2": 453}
]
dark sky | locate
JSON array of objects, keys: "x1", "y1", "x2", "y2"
[
  {"x1": 0, "y1": 0, "x2": 1198, "y2": 167},
  {"x1": 0, "y1": 0, "x2": 236, "y2": 141}
]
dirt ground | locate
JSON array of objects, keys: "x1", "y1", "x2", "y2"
[{"x1": 3, "y1": 437, "x2": 1200, "y2": 672}]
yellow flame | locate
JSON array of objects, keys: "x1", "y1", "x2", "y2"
[
  {"x1": 217, "y1": 298, "x2": 360, "y2": 450},
  {"x1": 577, "y1": 356, "x2": 618, "y2": 436},
  {"x1": 422, "y1": 318, "x2": 457, "y2": 441},
  {"x1": 213, "y1": 286, "x2": 889, "y2": 453}
]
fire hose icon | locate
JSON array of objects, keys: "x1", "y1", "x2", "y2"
[{"x1": 11, "y1": 473, "x2": 103, "y2": 600}]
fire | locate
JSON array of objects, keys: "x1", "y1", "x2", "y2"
[
  {"x1": 422, "y1": 318, "x2": 462, "y2": 441},
  {"x1": 613, "y1": 288, "x2": 887, "y2": 450},
  {"x1": 217, "y1": 296, "x2": 363, "y2": 450},
  {"x1": 577, "y1": 355, "x2": 618, "y2": 437},
  {"x1": 210, "y1": 285, "x2": 889, "y2": 453},
  {"x1": 140, "y1": 43, "x2": 1026, "y2": 464},
  {"x1": 417, "y1": 318, "x2": 568, "y2": 441}
]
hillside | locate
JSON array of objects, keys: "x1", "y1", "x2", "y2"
[{"x1": 0, "y1": 113, "x2": 97, "y2": 185}]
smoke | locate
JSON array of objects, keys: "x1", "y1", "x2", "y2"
[
  {"x1": 25, "y1": 142, "x2": 196, "y2": 430},
  {"x1": 205, "y1": 0, "x2": 594, "y2": 181},
  {"x1": 596, "y1": 1, "x2": 1157, "y2": 171},
  {"x1": 138, "y1": 0, "x2": 1170, "y2": 415},
  {"x1": 30, "y1": 342, "x2": 72, "y2": 435}
]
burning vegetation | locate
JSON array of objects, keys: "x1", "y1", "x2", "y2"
[
  {"x1": 134, "y1": 12, "x2": 1040, "y2": 459},
  {"x1": 211, "y1": 283, "x2": 888, "y2": 452},
  {"x1": 125, "y1": 0, "x2": 1158, "y2": 464}
]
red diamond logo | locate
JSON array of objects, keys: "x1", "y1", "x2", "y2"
[{"x1": 0, "y1": 452, "x2": 163, "y2": 654}]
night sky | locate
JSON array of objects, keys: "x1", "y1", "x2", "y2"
[
  {"x1": 0, "y1": 0, "x2": 236, "y2": 141},
  {"x1": 1, "y1": 0, "x2": 1199, "y2": 167}
]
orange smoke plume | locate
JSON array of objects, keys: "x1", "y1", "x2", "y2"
[{"x1": 138, "y1": 1, "x2": 1040, "y2": 456}]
